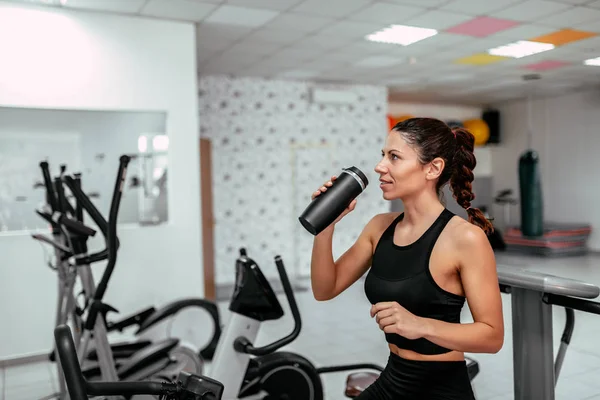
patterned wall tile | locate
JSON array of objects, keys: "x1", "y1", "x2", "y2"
[{"x1": 199, "y1": 75, "x2": 389, "y2": 284}]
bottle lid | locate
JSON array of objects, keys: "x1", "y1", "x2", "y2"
[{"x1": 342, "y1": 166, "x2": 369, "y2": 190}]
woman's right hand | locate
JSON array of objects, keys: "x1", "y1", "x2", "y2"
[{"x1": 312, "y1": 175, "x2": 358, "y2": 227}]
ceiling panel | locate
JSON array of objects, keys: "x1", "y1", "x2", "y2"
[
  {"x1": 226, "y1": 40, "x2": 284, "y2": 56},
  {"x1": 536, "y1": 6, "x2": 600, "y2": 27},
  {"x1": 290, "y1": 0, "x2": 372, "y2": 18},
  {"x1": 562, "y1": 34, "x2": 600, "y2": 49},
  {"x1": 551, "y1": 0, "x2": 595, "y2": 4},
  {"x1": 425, "y1": 32, "x2": 474, "y2": 49},
  {"x1": 63, "y1": 0, "x2": 147, "y2": 13},
  {"x1": 440, "y1": 0, "x2": 525, "y2": 16},
  {"x1": 262, "y1": 12, "x2": 335, "y2": 32},
  {"x1": 301, "y1": 58, "x2": 350, "y2": 71},
  {"x1": 242, "y1": 27, "x2": 309, "y2": 44},
  {"x1": 345, "y1": 2, "x2": 426, "y2": 25},
  {"x1": 296, "y1": 33, "x2": 358, "y2": 51},
  {"x1": 317, "y1": 20, "x2": 388, "y2": 39},
  {"x1": 195, "y1": 22, "x2": 255, "y2": 46},
  {"x1": 202, "y1": 4, "x2": 280, "y2": 26},
  {"x1": 187, "y1": 0, "x2": 225, "y2": 4},
  {"x1": 405, "y1": 9, "x2": 475, "y2": 30},
  {"x1": 223, "y1": 0, "x2": 303, "y2": 11},
  {"x1": 214, "y1": 47, "x2": 268, "y2": 65},
  {"x1": 577, "y1": 19, "x2": 600, "y2": 33},
  {"x1": 492, "y1": 23, "x2": 561, "y2": 40},
  {"x1": 141, "y1": 0, "x2": 217, "y2": 21},
  {"x1": 492, "y1": 0, "x2": 574, "y2": 21},
  {"x1": 270, "y1": 44, "x2": 328, "y2": 61},
  {"x1": 382, "y1": 0, "x2": 450, "y2": 7}
]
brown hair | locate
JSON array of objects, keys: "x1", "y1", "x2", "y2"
[{"x1": 392, "y1": 117, "x2": 494, "y2": 234}]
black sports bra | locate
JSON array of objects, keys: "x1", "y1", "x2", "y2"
[{"x1": 364, "y1": 209, "x2": 465, "y2": 355}]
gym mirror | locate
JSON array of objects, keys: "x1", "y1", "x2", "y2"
[{"x1": 0, "y1": 106, "x2": 169, "y2": 232}]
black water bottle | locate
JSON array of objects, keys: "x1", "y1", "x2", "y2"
[{"x1": 298, "y1": 166, "x2": 369, "y2": 236}]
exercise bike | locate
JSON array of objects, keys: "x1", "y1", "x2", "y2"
[
  {"x1": 54, "y1": 324, "x2": 224, "y2": 400},
  {"x1": 204, "y1": 248, "x2": 388, "y2": 399}
]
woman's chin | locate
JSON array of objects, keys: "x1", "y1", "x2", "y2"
[{"x1": 382, "y1": 191, "x2": 397, "y2": 200}]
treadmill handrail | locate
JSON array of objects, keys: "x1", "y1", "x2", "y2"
[
  {"x1": 543, "y1": 293, "x2": 600, "y2": 315},
  {"x1": 497, "y1": 266, "x2": 600, "y2": 299}
]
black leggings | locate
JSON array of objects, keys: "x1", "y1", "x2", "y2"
[{"x1": 356, "y1": 352, "x2": 476, "y2": 400}]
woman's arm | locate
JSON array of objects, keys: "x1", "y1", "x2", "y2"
[
  {"x1": 420, "y1": 224, "x2": 504, "y2": 353},
  {"x1": 311, "y1": 213, "x2": 389, "y2": 301},
  {"x1": 372, "y1": 223, "x2": 504, "y2": 354}
]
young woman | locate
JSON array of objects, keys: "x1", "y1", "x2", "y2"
[{"x1": 310, "y1": 117, "x2": 504, "y2": 400}]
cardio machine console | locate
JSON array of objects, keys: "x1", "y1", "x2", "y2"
[{"x1": 229, "y1": 253, "x2": 284, "y2": 321}]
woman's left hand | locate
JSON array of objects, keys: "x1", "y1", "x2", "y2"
[{"x1": 371, "y1": 302, "x2": 428, "y2": 340}]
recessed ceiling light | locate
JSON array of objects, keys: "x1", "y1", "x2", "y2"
[
  {"x1": 487, "y1": 40, "x2": 554, "y2": 58},
  {"x1": 366, "y1": 24, "x2": 438, "y2": 46},
  {"x1": 584, "y1": 57, "x2": 600, "y2": 66}
]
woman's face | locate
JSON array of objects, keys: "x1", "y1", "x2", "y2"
[{"x1": 374, "y1": 131, "x2": 430, "y2": 201}]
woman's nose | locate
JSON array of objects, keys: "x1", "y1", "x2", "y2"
[{"x1": 374, "y1": 161, "x2": 387, "y2": 173}]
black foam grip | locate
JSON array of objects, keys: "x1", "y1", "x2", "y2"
[
  {"x1": 40, "y1": 162, "x2": 58, "y2": 212},
  {"x1": 54, "y1": 325, "x2": 87, "y2": 400}
]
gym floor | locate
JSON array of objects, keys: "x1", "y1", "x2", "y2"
[{"x1": 2, "y1": 253, "x2": 600, "y2": 400}]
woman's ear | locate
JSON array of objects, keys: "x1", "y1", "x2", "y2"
[{"x1": 425, "y1": 157, "x2": 445, "y2": 181}]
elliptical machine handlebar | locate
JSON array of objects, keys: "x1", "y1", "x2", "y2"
[
  {"x1": 39, "y1": 161, "x2": 58, "y2": 213},
  {"x1": 54, "y1": 324, "x2": 224, "y2": 400},
  {"x1": 234, "y1": 255, "x2": 302, "y2": 356},
  {"x1": 34, "y1": 209, "x2": 97, "y2": 238},
  {"x1": 92, "y1": 155, "x2": 130, "y2": 303},
  {"x1": 62, "y1": 174, "x2": 120, "y2": 266}
]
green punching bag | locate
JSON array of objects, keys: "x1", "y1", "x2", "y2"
[{"x1": 518, "y1": 149, "x2": 544, "y2": 237}]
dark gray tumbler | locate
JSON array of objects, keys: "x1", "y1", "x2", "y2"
[{"x1": 298, "y1": 166, "x2": 369, "y2": 235}]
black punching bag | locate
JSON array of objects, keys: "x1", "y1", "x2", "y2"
[{"x1": 518, "y1": 149, "x2": 544, "y2": 237}]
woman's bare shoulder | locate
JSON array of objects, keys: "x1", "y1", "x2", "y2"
[{"x1": 447, "y1": 215, "x2": 491, "y2": 251}]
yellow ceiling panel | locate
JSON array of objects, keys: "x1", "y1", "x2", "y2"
[{"x1": 454, "y1": 53, "x2": 509, "y2": 65}]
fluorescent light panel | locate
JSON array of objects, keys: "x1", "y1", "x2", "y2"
[
  {"x1": 584, "y1": 57, "x2": 600, "y2": 66},
  {"x1": 488, "y1": 40, "x2": 554, "y2": 58},
  {"x1": 366, "y1": 24, "x2": 438, "y2": 46}
]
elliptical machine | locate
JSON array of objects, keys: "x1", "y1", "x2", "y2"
[
  {"x1": 34, "y1": 161, "x2": 221, "y2": 366},
  {"x1": 34, "y1": 156, "x2": 205, "y2": 398}
]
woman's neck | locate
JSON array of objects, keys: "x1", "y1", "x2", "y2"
[{"x1": 401, "y1": 191, "x2": 445, "y2": 227}]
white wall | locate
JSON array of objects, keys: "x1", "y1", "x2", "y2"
[
  {"x1": 387, "y1": 101, "x2": 492, "y2": 177},
  {"x1": 388, "y1": 101, "x2": 483, "y2": 122},
  {"x1": 490, "y1": 89, "x2": 600, "y2": 249},
  {"x1": 0, "y1": 3, "x2": 203, "y2": 360}
]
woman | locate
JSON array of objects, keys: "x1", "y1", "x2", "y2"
[{"x1": 310, "y1": 117, "x2": 504, "y2": 400}]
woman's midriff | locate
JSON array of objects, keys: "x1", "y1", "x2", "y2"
[{"x1": 389, "y1": 343, "x2": 465, "y2": 362}]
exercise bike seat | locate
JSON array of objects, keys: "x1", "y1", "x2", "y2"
[
  {"x1": 345, "y1": 372, "x2": 379, "y2": 398},
  {"x1": 116, "y1": 338, "x2": 179, "y2": 378}
]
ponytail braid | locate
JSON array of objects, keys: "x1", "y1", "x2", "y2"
[{"x1": 450, "y1": 127, "x2": 494, "y2": 234}]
